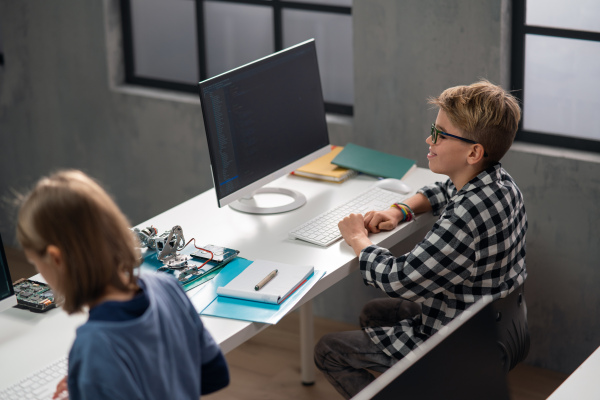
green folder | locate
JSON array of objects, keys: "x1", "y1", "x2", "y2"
[{"x1": 331, "y1": 143, "x2": 417, "y2": 180}]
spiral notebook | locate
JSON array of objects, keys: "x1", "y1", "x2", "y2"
[
  {"x1": 192, "y1": 258, "x2": 324, "y2": 324},
  {"x1": 216, "y1": 260, "x2": 314, "y2": 305}
]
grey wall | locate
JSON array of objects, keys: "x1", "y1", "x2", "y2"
[
  {"x1": 0, "y1": 1, "x2": 211, "y2": 239},
  {"x1": 502, "y1": 147, "x2": 600, "y2": 373},
  {"x1": 0, "y1": 0, "x2": 598, "y2": 374},
  {"x1": 353, "y1": 0, "x2": 510, "y2": 164}
]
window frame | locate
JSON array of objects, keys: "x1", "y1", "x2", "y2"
[
  {"x1": 511, "y1": 0, "x2": 600, "y2": 153},
  {"x1": 120, "y1": 0, "x2": 353, "y2": 115},
  {"x1": 0, "y1": 19, "x2": 3, "y2": 67}
]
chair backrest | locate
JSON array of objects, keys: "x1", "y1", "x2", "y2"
[
  {"x1": 492, "y1": 284, "x2": 530, "y2": 372},
  {"x1": 353, "y1": 298, "x2": 511, "y2": 400}
]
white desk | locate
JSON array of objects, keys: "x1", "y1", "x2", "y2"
[
  {"x1": 546, "y1": 346, "x2": 600, "y2": 400},
  {"x1": 0, "y1": 168, "x2": 442, "y2": 389}
]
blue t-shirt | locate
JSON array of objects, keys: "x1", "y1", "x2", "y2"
[{"x1": 67, "y1": 273, "x2": 228, "y2": 400}]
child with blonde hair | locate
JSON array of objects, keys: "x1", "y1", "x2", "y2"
[
  {"x1": 17, "y1": 170, "x2": 229, "y2": 400},
  {"x1": 315, "y1": 80, "x2": 527, "y2": 398}
]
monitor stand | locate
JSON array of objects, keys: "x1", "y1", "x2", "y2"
[{"x1": 229, "y1": 187, "x2": 306, "y2": 214}]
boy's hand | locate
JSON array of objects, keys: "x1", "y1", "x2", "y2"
[
  {"x1": 363, "y1": 208, "x2": 403, "y2": 233},
  {"x1": 339, "y1": 213, "x2": 373, "y2": 256},
  {"x1": 53, "y1": 375, "x2": 69, "y2": 399}
]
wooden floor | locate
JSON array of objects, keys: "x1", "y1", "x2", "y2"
[{"x1": 6, "y1": 247, "x2": 568, "y2": 399}]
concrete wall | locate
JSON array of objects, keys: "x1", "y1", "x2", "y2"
[
  {"x1": 1, "y1": 0, "x2": 598, "y2": 374},
  {"x1": 352, "y1": 0, "x2": 511, "y2": 164},
  {"x1": 502, "y1": 146, "x2": 600, "y2": 373},
  {"x1": 0, "y1": 1, "x2": 211, "y2": 239}
]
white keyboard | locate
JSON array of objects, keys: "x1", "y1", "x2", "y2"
[
  {"x1": 0, "y1": 357, "x2": 68, "y2": 400},
  {"x1": 289, "y1": 186, "x2": 408, "y2": 247}
]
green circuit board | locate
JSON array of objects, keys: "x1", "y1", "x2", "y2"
[{"x1": 13, "y1": 279, "x2": 57, "y2": 312}]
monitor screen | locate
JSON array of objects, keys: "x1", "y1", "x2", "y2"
[
  {"x1": 353, "y1": 298, "x2": 510, "y2": 400},
  {"x1": 0, "y1": 233, "x2": 17, "y2": 313},
  {"x1": 199, "y1": 39, "x2": 330, "y2": 214}
]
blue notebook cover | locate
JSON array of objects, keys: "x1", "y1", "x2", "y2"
[{"x1": 190, "y1": 258, "x2": 324, "y2": 325}]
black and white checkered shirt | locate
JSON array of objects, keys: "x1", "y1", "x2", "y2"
[{"x1": 359, "y1": 163, "x2": 527, "y2": 360}]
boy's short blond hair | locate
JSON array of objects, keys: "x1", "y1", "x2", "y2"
[
  {"x1": 428, "y1": 80, "x2": 521, "y2": 164},
  {"x1": 17, "y1": 170, "x2": 140, "y2": 314}
]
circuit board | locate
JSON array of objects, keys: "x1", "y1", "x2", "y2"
[
  {"x1": 141, "y1": 245, "x2": 240, "y2": 292},
  {"x1": 166, "y1": 245, "x2": 239, "y2": 288},
  {"x1": 191, "y1": 244, "x2": 239, "y2": 264},
  {"x1": 13, "y1": 278, "x2": 57, "y2": 312}
]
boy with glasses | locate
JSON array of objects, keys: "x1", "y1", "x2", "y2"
[{"x1": 314, "y1": 80, "x2": 527, "y2": 398}]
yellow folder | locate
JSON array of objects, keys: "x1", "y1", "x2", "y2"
[{"x1": 292, "y1": 146, "x2": 357, "y2": 183}]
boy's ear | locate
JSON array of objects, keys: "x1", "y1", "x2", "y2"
[
  {"x1": 45, "y1": 245, "x2": 65, "y2": 271},
  {"x1": 467, "y1": 144, "x2": 486, "y2": 165}
]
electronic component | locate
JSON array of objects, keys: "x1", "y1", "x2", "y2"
[
  {"x1": 135, "y1": 224, "x2": 240, "y2": 290},
  {"x1": 13, "y1": 279, "x2": 57, "y2": 313},
  {"x1": 160, "y1": 245, "x2": 240, "y2": 288},
  {"x1": 134, "y1": 224, "x2": 191, "y2": 268},
  {"x1": 155, "y1": 225, "x2": 191, "y2": 267},
  {"x1": 133, "y1": 225, "x2": 174, "y2": 253},
  {"x1": 192, "y1": 244, "x2": 238, "y2": 263},
  {"x1": 133, "y1": 225, "x2": 158, "y2": 248}
]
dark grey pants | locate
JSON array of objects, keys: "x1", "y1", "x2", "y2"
[{"x1": 314, "y1": 298, "x2": 421, "y2": 399}]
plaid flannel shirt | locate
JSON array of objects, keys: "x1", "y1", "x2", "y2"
[{"x1": 359, "y1": 163, "x2": 527, "y2": 360}]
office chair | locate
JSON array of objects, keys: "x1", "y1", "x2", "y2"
[
  {"x1": 492, "y1": 284, "x2": 530, "y2": 372},
  {"x1": 354, "y1": 298, "x2": 512, "y2": 400}
]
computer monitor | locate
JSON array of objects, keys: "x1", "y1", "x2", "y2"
[
  {"x1": 0, "y1": 233, "x2": 17, "y2": 313},
  {"x1": 353, "y1": 298, "x2": 510, "y2": 400},
  {"x1": 198, "y1": 39, "x2": 330, "y2": 214}
]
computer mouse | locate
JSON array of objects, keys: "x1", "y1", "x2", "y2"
[{"x1": 373, "y1": 178, "x2": 412, "y2": 194}]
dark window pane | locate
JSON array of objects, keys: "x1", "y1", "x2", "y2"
[
  {"x1": 283, "y1": 9, "x2": 353, "y2": 105},
  {"x1": 130, "y1": 0, "x2": 198, "y2": 84},
  {"x1": 204, "y1": 1, "x2": 274, "y2": 77}
]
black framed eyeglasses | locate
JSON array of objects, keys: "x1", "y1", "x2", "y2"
[{"x1": 430, "y1": 124, "x2": 488, "y2": 157}]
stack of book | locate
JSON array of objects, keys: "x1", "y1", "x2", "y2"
[{"x1": 291, "y1": 146, "x2": 357, "y2": 183}]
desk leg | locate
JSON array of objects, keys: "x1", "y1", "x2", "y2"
[{"x1": 300, "y1": 300, "x2": 315, "y2": 385}]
